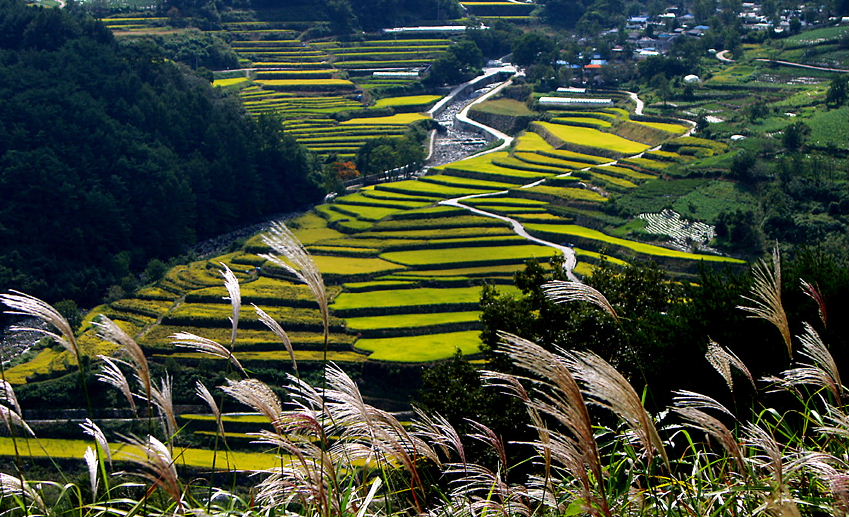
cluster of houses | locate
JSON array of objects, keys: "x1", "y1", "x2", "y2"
[{"x1": 622, "y1": 8, "x2": 710, "y2": 60}]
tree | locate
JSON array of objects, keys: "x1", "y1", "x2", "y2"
[
  {"x1": 326, "y1": 0, "x2": 358, "y2": 35},
  {"x1": 695, "y1": 111, "x2": 709, "y2": 133},
  {"x1": 747, "y1": 97, "x2": 770, "y2": 122},
  {"x1": 540, "y1": 0, "x2": 588, "y2": 27},
  {"x1": 826, "y1": 75, "x2": 848, "y2": 107},
  {"x1": 715, "y1": 209, "x2": 763, "y2": 252},
  {"x1": 511, "y1": 32, "x2": 556, "y2": 68},
  {"x1": 650, "y1": 73, "x2": 672, "y2": 105},
  {"x1": 782, "y1": 121, "x2": 811, "y2": 152}
]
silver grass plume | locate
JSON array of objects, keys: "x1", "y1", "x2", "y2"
[
  {"x1": 493, "y1": 332, "x2": 608, "y2": 516},
  {"x1": 412, "y1": 407, "x2": 466, "y2": 465},
  {"x1": 816, "y1": 403, "x2": 849, "y2": 440},
  {"x1": 94, "y1": 316, "x2": 151, "y2": 401},
  {"x1": 254, "y1": 303, "x2": 298, "y2": 376},
  {"x1": 220, "y1": 262, "x2": 241, "y2": 348},
  {"x1": 737, "y1": 247, "x2": 792, "y2": 356},
  {"x1": 780, "y1": 323, "x2": 844, "y2": 404},
  {"x1": 122, "y1": 434, "x2": 182, "y2": 505},
  {"x1": 799, "y1": 452, "x2": 849, "y2": 516},
  {"x1": 800, "y1": 279, "x2": 828, "y2": 327},
  {"x1": 671, "y1": 391, "x2": 744, "y2": 472},
  {"x1": 220, "y1": 378, "x2": 283, "y2": 430},
  {"x1": 171, "y1": 332, "x2": 246, "y2": 376},
  {"x1": 0, "y1": 473, "x2": 47, "y2": 513},
  {"x1": 84, "y1": 446, "x2": 99, "y2": 499},
  {"x1": 319, "y1": 363, "x2": 438, "y2": 509},
  {"x1": 542, "y1": 280, "x2": 620, "y2": 322},
  {"x1": 467, "y1": 421, "x2": 507, "y2": 470},
  {"x1": 705, "y1": 339, "x2": 755, "y2": 393},
  {"x1": 195, "y1": 381, "x2": 225, "y2": 438},
  {"x1": 1, "y1": 290, "x2": 79, "y2": 360},
  {"x1": 259, "y1": 221, "x2": 329, "y2": 336},
  {"x1": 671, "y1": 390, "x2": 734, "y2": 418},
  {"x1": 0, "y1": 380, "x2": 21, "y2": 416},
  {"x1": 96, "y1": 355, "x2": 137, "y2": 414},
  {"x1": 563, "y1": 349, "x2": 669, "y2": 469},
  {"x1": 481, "y1": 369, "x2": 552, "y2": 486},
  {"x1": 150, "y1": 374, "x2": 178, "y2": 439},
  {"x1": 0, "y1": 404, "x2": 33, "y2": 436},
  {"x1": 743, "y1": 423, "x2": 804, "y2": 517},
  {"x1": 80, "y1": 418, "x2": 112, "y2": 464}
]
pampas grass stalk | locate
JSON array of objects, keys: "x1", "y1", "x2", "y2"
[
  {"x1": 780, "y1": 323, "x2": 844, "y2": 404},
  {"x1": 800, "y1": 279, "x2": 827, "y2": 328},
  {"x1": 493, "y1": 332, "x2": 610, "y2": 516},
  {"x1": 150, "y1": 374, "x2": 178, "y2": 442},
  {"x1": 541, "y1": 280, "x2": 621, "y2": 322},
  {"x1": 737, "y1": 247, "x2": 792, "y2": 357},
  {"x1": 705, "y1": 339, "x2": 755, "y2": 394},
  {"x1": 121, "y1": 434, "x2": 183, "y2": 509},
  {"x1": 96, "y1": 355, "x2": 138, "y2": 415},
  {"x1": 219, "y1": 263, "x2": 241, "y2": 349},
  {"x1": 259, "y1": 221, "x2": 329, "y2": 366},
  {"x1": 254, "y1": 303, "x2": 299, "y2": 378},
  {"x1": 93, "y1": 316, "x2": 151, "y2": 402},
  {"x1": 563, "y1": 349, "x2": 669, "y2": 470},
  {"x1": 171, "y1": 332, "x2": 246, "y2": 377},
  {"x1": 1, "y1": 290, "x2": 93, "y2": 415}
]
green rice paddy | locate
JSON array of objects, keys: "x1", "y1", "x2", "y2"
[{"x1": 355, "y1": 330, "x2": 483, "y2": 361}]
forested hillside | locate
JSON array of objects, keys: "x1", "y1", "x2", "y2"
[{"x1": 0, "y1": 0, "x2": 320, "y2": 304}]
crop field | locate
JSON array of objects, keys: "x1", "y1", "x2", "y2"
[
  {"x1": 632, "y1": 120, "x2": 689, "y2": 134},
  {"x1": 379, "y1": 243, "x2": 559, "y2": 267},
  {"x1": 552, "y1": 116, "x2": 612, "y2": 128},
  {"x1": 522, "y1": 185, "x2": 609, "y2": 203},
  {"x1": 344, "y1": 311, "x2": 481, "y2": 332},
  {"x1": 374, "y1": 95, "x2": 442, "y2": 108},
  {"x1": 808, "y1": 106, "x2": 849, "y2": 150},
  {"x1": 0, "y1": 437, "x2": 280, "y2": 471},
  {"x1": 372, "y1": 179, "x2": 500, "y2": 198},
  {"x1": 419, "y1": 174, "x2": 515, "y2": 190},
  {"x1": 254, "y1": 78, "x2": 356, "y2": 90},
  {"x1": 525, "y1": 223, "x2": 744, "y2": 263},
  {"x1": 332, "y1": 286, "x2": 502, "y2": 313},
  {"x1": 355, "y1": 330, "x2": 483, "y2": 361},
  {"x1": 164, "y1": 349, "x2": 368, "y2": 362},
  {"x1": 532, "y1": 122, "x2": 651, "y2": 155},
  {"x1": 25, "y1": 26, "x2": 750, "y2": 391},
  {"x1": 438, "y1": 152, "x2": 557, "y2": 183}
]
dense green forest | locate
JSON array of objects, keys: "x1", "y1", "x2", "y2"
[{"x1": 0, "y1": 0, "x2": 320, "y2": 304}]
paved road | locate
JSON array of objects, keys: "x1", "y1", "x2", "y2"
[
  {"x1": 716, "y1": 50, "x2": 735, "y2": 63},
  {"x1": 755, "y1": 58, "x2": 849, "y2": 73}
]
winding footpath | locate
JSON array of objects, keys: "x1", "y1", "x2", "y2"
[{"x1": 436, "y1": 89, "x2": 685, "y2": 282}]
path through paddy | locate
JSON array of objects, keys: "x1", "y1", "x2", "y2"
[{"x1": 434, "y1": 85, "x2": 678, "y2": 281}]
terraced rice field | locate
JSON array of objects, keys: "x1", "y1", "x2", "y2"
[
  {"x1": 213, "y1": 32, "x2": 449, "y2": 157},
  {"x1": 19, "y1": 38, "x2": 743, "y2": 389}
]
